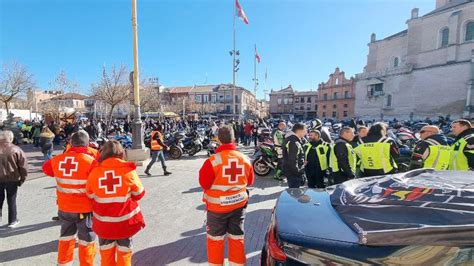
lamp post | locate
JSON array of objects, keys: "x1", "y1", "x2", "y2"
[{"x1": 131, "y1": 0, "x2": 145, "y2": 150}]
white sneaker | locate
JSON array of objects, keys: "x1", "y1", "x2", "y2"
[{"x1": 7, "y1": 220, "x2": 20, "y2": 228}]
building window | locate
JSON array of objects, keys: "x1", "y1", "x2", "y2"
[
  {"x1": 295, "y1": 97, "x2": 299, "y2": 103},
  {"x1": 307, "y1": 97, "x2": 311, "y2": 103},
  {"x1": 203, "y1": 95, "x2": 209, "y2": 103},
  {"x1": 393, "y1": 57, "x2": 399, "y2": 68},
  {"x1": 288, "y1": 98, "x2": 293, "y2": 104},
  {"x1": 343, "y1": 111, "x2": 348, "y2": 117},
  {"x1": 335, "y1": 78, "x2": 339, "y2": 85},
  {"x1": 300, "y1": 97, "x2": 305, "y2": 103},
  {"x1": 306, "y1": 106, "x2": 311, "y2": 110},
  {"x1": 344, "y1": 103, "x2": 348, "y2": 108},
  {"x1": 323, "y1": 94, "x2": 327, "y2": 100},
  {"x1": 277, "y1": 98, "x2": 282, "y2": 104},
  {"x1": 440, "y1": 27, "x2": 449, "y2": 47},
  {"x1": 195, "y1": 95, "x2": 202, "y2": 103},
  {"x1": 284, "y1": 98, "x2": 289, "y2": 104},
  {"x1": 211, "y1": 95, "x2": 217, "y2": 103},
  {"x1": 368, "y1": 83, "x2": 384, "y2": 97},
  {"x1": 332, "y1": 111, "x2": 337, "y2": 118},
  {"x1": 315, "y1": 104, "x2": 318, "y2": 110},
  {"x1": 466, "y1": 21, "x2": 474, "y2": 41},
  {"x1": 344, "y1": 91, "x2": 349, "y2": 98},
  {"x1": 226, "y1": 105, "x2": 231, "y2": 112},
  {"x1": 322, "y1": 112, "x2": 326, "y2": 117},
  {"x1": 323, "y1": 105, "x2": 326, "y2": 109},
  {"x1": 333, "y1": 104, "x2": 337, "y2": 109},
  {"x1": 386, "y1": 94, "x2": 392, "y2": 107},
  {"x1": 333, "y1": 92, "x2": 338, "y2": 100}
]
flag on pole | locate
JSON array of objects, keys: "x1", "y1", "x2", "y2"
[
  {"x1": 255, "y1": 48, "x2": 261, "y2": 64},
  {"x1": 265, "y1": 67, "x2": 268, "y2": 80},
  {"x1": 235, "y1": 0, "x2": 249, "y2": 24}
]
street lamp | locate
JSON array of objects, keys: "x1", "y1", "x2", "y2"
[{"x1": 127, "y1": 0, "x2": 149, "y2": 164}]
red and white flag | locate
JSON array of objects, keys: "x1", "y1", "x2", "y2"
[
  {"x1": 235, "y1": 0, "x2": 249, "y2": 24},
  {"x1": 255, "y1": 48, "x2": 261, "y2": 64}
]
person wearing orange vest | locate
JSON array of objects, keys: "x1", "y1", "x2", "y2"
[
  {"x1": 65, "y1": 142, "x2": 101, "y2": 160},
  {"x1": 145, "y1": 124, "x2": 171, "y2": 176},
  {"x1": 86, "y1": 140, "x2": 145, "y2": 266},
  {"x1": 199, "y1": 125, "x2": 254, "y2": 266},
  {"x1": 42, "y1": 130, "x2": 97, "y2": 266}
]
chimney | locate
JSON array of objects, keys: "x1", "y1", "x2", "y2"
[
  {"x1": 370, "y1": 33, "x2": 376, "y2": 43},
  {"x1": 411, "y1": 8, "x2": 419, "y2": 19},
  {"x1": 436, "y1": 0, "x2": 448, "y2": 9}
]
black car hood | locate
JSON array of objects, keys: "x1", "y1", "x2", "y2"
[{"x1": 330, "y1": 169, "x2": 474, "y2": 246}]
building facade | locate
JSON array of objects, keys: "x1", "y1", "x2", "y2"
[
  {"x1": 355, "y1": 0, "x2": 474, "y2": 120},
  {"x1": 269, "y1": 86, "x2": 295, "y2": 120},
  {"x1": 317, "y1": 67, "x2": 355, "y2": 120},
  {"x1": 269, "y1": 68, "x2": 355, "y2": 121},
  {"x1": 164, "y1": 84, "x2": 258, "y2": 118}
]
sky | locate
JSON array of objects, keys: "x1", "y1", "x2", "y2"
[{"x1": 1, "y1": 0, "x2": 435, "y2": 99}]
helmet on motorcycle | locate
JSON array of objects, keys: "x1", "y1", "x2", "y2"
[{"x1": 311, "y1": 119, "x2": 322, "y2": 130}]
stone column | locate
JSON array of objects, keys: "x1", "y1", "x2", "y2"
[{"x1": 464, "y1": 50, "x2": 474, "y2": 118}]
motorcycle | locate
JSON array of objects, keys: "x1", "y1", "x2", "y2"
[
  {"x1": 252, "y1": 141, "x2": 279, "y2": 176},
  {"x1": 181, "y1": 131, "x2": 203, "y2": 156},
  {"x1": 164, "y1": 132, "x2": 185, "y2": 160}
]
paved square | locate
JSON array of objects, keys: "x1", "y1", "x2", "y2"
[{"x1": 0, "y1": 145, "x2": 286, "y2": 266}]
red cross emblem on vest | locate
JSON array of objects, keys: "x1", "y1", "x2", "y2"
[
  {"x1": 222, "y1": 158, "x2": 244, "y2": 184},
  {"x1": 58, "y1": 157, "x2": 79, "y2": 177},
  {"x1": 98, "y1": 170, "x2": 122, "y2": 194}
]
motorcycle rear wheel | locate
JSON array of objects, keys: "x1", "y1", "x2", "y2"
[{"x1": 253, "y1": 157, "x2": 272, "y2": 176}]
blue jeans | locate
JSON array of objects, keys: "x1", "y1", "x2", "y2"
[
  {"x1": 146, "y1": 150, "x2": 166, "y2": 171},
  {"x1": 44, "y1": 152, "x2": 52, "y2": 161}
]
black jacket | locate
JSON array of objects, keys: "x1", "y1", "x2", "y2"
[
  {"x1": 283, "y1": 132, "x2": 305, "y2": 180},
  {"x1": 409, "y1": 134, "x2": 448, "y2": 170}
]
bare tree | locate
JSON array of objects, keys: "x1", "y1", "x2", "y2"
[
  {"x1": 92, "y1": 65, "x2": 131, "y2": 130},
  {"x1": 49, "y1": 70, "x2": 80, "y2": 94},
  {"x1": 0, "y1": 62, "x2": 35, "y2": 115}
]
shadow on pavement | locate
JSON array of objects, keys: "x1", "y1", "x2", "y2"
[
  {"x1": 0, "y1": 240, "x2": 58, "y2": 263},
  {"x1": 132, "y1": 209, "x2": 272, "y2": 266},
  {"x1": 0, "y1": 221, "x2": 60, "y2": 238},
  {"x1": 182, "y1": 187, "x2": 202, "y2": 194}
]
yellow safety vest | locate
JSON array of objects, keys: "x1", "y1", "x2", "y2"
[
  {"x1": 304, "y1": 142, "x2": 329, "y2": 171},
  {"x1": 422, "y1": 139, "x2": 450, "y2": 170},
  {"x1": 355, "y1": 137, "x2": 395, "y2": 174},
  {"x1": 450, "y1": 134, "x2": 474, "y2": 171},
  {"x1": 330, "y1": 141, "x2": 356, "y2": 174}
]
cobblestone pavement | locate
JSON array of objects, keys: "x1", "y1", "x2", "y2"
[{"x1": 0, "y1": 144, "x2": 287, "y2": 266}]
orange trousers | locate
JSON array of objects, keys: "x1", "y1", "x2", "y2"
[{"x1": 99, "y1": 237, "x2": 133, "y2": 266}]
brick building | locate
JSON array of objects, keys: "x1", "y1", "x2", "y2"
[{"x1": 317, "y1": 67, "x2": 355, "y2": 120}]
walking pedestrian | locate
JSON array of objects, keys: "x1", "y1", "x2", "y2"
[
  {"x1": 0, "y1": 130, "x2": 27, "y2": 228},
  {"x1": 144, "y1": 124, "x2": 172, "y2": 176},
  {"x1": 40, "y1": 126, "x2": 55, "y2": 160}
]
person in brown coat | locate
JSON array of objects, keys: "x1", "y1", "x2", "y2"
[{"x1": 0, "y1": 130, "x2": 28, "y2": 228}]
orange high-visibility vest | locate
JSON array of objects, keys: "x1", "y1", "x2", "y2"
[
  {"x1": 86, "y1": 157, "x2": 145, "y2": 240},
  {"x1": 151, "y1": 131, "x2": 164, "y2": 151},
  {"x1": 49, "y1": 152, "x2": 95, "y2": 213},
  {"x1": 204, "y1": 150, "x2": 252, "y2": 213}
]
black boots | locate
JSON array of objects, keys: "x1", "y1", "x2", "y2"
[
  {"x1": 163, "y1": 167, "x2": 172, "y2": 176},
  {"x1": 144, "y1": 166, "x2": 152, "y2": 176}
]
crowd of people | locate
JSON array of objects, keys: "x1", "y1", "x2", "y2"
[
  {"x1": 0, "y1": 113, "x2": 473, "y2": 265},
  {"x1": 272, "y1": 118, "x2": 474, "y2": 189}
]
